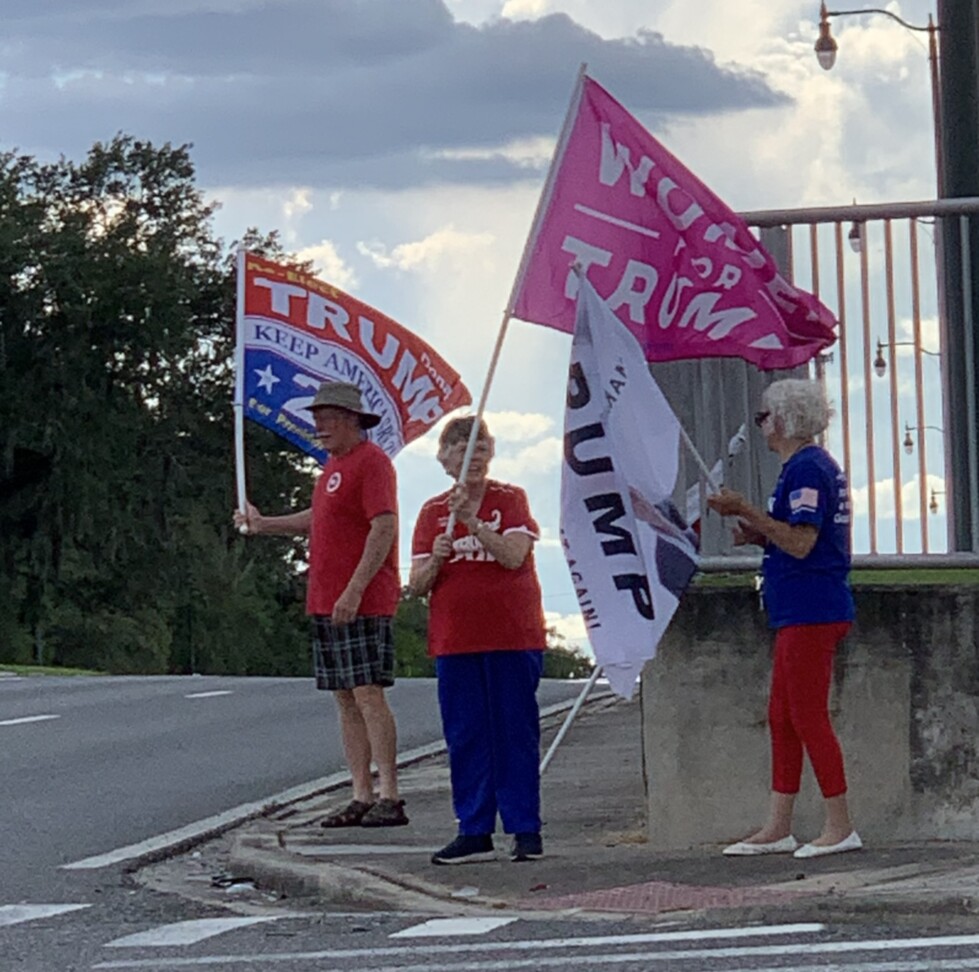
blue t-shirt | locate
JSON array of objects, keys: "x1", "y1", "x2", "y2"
[{"x1": 762, "y1": 445, "x2": 855, "y2": 629}]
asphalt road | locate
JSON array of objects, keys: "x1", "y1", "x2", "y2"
[
  {"x1": 5, "y1": 675, "x2": 979, "y2": 972},
  {"x1": 8, "y1": 906, "x2": 979, "y2": 972},
  {"x1": 0, "y1": 674, "x2": 582, "y2": 903}
]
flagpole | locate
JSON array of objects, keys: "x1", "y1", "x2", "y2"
[
  {"x1": 233, "y1": 247, "x2": 249, "y2": 529},
  {"x1": 678, "y1": 423, "x2": 722, "y2": 493},
  {"x1": 540, "y1": 664, "x2": 604, "y2": 774},
  {"x1": 446, "y1": 65, "x2": 589, "y2": 531}
]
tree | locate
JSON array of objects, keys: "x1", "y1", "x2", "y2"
[
  {"x1": 393, "y1": 589, "x2": 435, "y2": 678},
  {"x1": 543, "y1": 626, "x2": 595, "y2": 679},
  {"x1": 0, "y1": 137, "x2": 312, "y2": 674}
]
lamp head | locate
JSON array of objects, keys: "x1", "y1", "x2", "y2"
[
  {"x1": 873, "y1": 340, "x2": 886, "y2": 378},
  {"x1": 848, "y1": 220, "x2": 863, "y2": 253},
  {"x1": 815, "y1": 4, "x2": 838, "y2": 70}
]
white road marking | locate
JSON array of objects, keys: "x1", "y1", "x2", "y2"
[
  {"x1": 0, "y1": 714, "x2": 60, "y2": 727},
  {"x1": 86, "y1": 957, "x2": 979, "y2": 972},
  {"x1": 60, "y1": 770, "x2": 349, "y2": 870},
  {"x1": 106, "y1": 917, "x2": 280, "y2": 948},
  {"x1": 184, "y1": 691, "x2": 234, "y2": 699},
  {"x1": 64, "y1": 696, "x2": 585, "y2": 871},
  {"x1": 90, "y1": 923, "x2": 824, "y2": 967},
  {"x1": 0, "y1": 904, "x2": 90, "y2": 928},
  {"x1": 391, "y1": 917, "x2": 517, "y2": 938}
]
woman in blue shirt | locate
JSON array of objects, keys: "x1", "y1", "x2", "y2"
[{"x1": 707, "y1": 379, "x2": 859, "y2": 860}]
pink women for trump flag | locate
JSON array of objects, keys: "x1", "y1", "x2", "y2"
[{"x1": 512, "y1": 75, "x2": 837, "y2": 370}]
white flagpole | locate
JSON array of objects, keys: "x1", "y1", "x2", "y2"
[
  {"x1": 540, "y1": 664, "x2": 604, "y2": 774},
  {"x1": 678, "y1": 424, "x2": 722, "y2": 493},
  {"x1": 447, "y1": 64, "x2": 588, "y2": 531},
  {"x1": 233, "y1": 247, "x2": 249, "y2": 528}
]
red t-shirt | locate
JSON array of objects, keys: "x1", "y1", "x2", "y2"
[
  {"x1": 306, "y1": 441, "x2": 399, "y2": 617},
  {"x1": 411, "y1": 480, "x2": 546, "y2": 655}
]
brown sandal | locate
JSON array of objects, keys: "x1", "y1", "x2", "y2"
[
  {"x1": 360, "y1": 798, "x2": 409, "y2": 828},
  {"x1": 319, "y1": 799, "x2": 375, "y2": 828}
]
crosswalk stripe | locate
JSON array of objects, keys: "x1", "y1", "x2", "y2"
[
  {"x1": 87, "y1": 949, "x2": 979, "y2": 972},
  {"x1": 105, "y1": 917, "x2": 281, "y2": 948},
  {"x1": 90, "y1": 922, "x2": 825, "y2": 967},
  {"x1": 391, "y1": 917, "x2": 517, "y2": 938},
  {"x1": 90, "y1": 929, "x2": 979, "y2": 970},
  {"x1": 0, "y1": 904, "x2": 90, "y2": 928}
]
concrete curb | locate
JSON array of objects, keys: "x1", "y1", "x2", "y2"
[
  {"x1": 721, "y1": 890, "x2": 979, "y2": 926},
  {"x1": 230, "y1": 834, "x2": 524, "y2": 915}
]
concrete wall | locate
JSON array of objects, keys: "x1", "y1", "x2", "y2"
[{"x1": 641, "y1": 582, "x2": 979, "y2": 849}]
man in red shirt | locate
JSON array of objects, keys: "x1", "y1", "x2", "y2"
[{"x1": 235, "y1": 381, "x2": 406, "y2": 828}]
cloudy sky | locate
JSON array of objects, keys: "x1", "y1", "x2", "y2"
[{"x1": 2, "y1": 0, "x2": 942, "y2": 650}]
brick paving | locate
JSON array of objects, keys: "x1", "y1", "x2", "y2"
[{"x1": 527, "y1": 879, "x2": 808, "y2": 915}]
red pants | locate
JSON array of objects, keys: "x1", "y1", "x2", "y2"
[{"x1": 769, "y1": 622, "x2": 851, "y2": 798}]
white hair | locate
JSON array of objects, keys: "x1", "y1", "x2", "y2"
[{"x1": 762, "y1": 379, "x2": 832, "y2": 439}]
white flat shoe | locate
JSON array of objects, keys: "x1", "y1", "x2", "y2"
[
  {"x1": 793, "y1": 831, "x2": 863, "y2": 859},
  {"x1": 722, "y1": 835, "x2": 799, "y2": 856}
]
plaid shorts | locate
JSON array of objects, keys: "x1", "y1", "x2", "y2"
[{"x1": 311, "y1": 615, "x2": 395, "y2": 691}]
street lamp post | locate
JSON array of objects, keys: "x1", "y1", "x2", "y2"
[
  {"x1": 904, "y1": 422, "x2": 945, "y2": 456},
  {"x1": 815, "y1": 3, "x2": 943, "y2": 196},
  {"x1": 873, "y1": 338, "x2": 940, "y2": 379},
  {"x1": 816, "y1": 3, "x2": 964, "y2": 550}
]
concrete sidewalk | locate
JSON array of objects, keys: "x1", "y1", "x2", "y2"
[{"x1": 223, "y1": 694, "x2": 979, "y2": 924}]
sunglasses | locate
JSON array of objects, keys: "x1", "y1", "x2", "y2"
[{"x1": 753, "y1": 410, "x2": 771, "y2": 428}]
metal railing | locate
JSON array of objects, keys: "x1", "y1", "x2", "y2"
[{"x1": 713, "y1": 197, "x2": 979, "y2": 561}]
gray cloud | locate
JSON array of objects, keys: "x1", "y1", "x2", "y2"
[{"x1": 0, "y1": 0, "x2": 789, "y2": 189}]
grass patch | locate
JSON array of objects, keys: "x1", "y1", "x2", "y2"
[
  {"x1": 851, "y1": 569, "x2": 979, "y2": 586},
  {"x1": 0, "y1": 663, "x2": 105, "y2": 677},
  {"x1": 693, "y1": 573, "x2": 757, "y2": 588},
  {"x1": 693, "y1": 568, "x2": 979, "y2": 587}
]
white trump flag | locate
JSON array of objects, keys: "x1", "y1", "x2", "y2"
[{"x1": 562, "y1": 278, "x2": 699, "y2": 699}]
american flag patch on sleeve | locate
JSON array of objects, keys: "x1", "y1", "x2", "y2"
[{"x1": 789, "y1": 487, "x2": 819, "y2": 513}]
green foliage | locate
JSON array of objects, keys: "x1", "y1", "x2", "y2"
[
  {"x1": 393, "y1": 589, "x2": 436, "y2": 678},
  {"x1": 543, "y1": 626, "x2": 595, "y2": 679},
  {"x1": 0, "y1": 664, "x2": 103, "y2": 676},
  {"x1": 0, "y1": 137, "x2": 311, "y2": 675}
]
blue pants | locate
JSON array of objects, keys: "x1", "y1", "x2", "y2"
[{"x1": 436, "y1": 650, "x2": 543, "y2": 836}]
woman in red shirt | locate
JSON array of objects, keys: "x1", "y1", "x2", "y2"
[{"x1": 410, "y1": 416, "x2": 547, "y2": 865}]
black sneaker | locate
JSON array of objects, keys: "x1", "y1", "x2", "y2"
[
  {"x1": 431, "y1": 834, "x2": 495, "y2": 865},
  {"x1": 510, "y1": 832, "x2": 543, "y2": 862}
]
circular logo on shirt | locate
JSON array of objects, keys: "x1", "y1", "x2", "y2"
[{"x1": 326, "y1": 472, "x2": 342, "y2": 493}]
